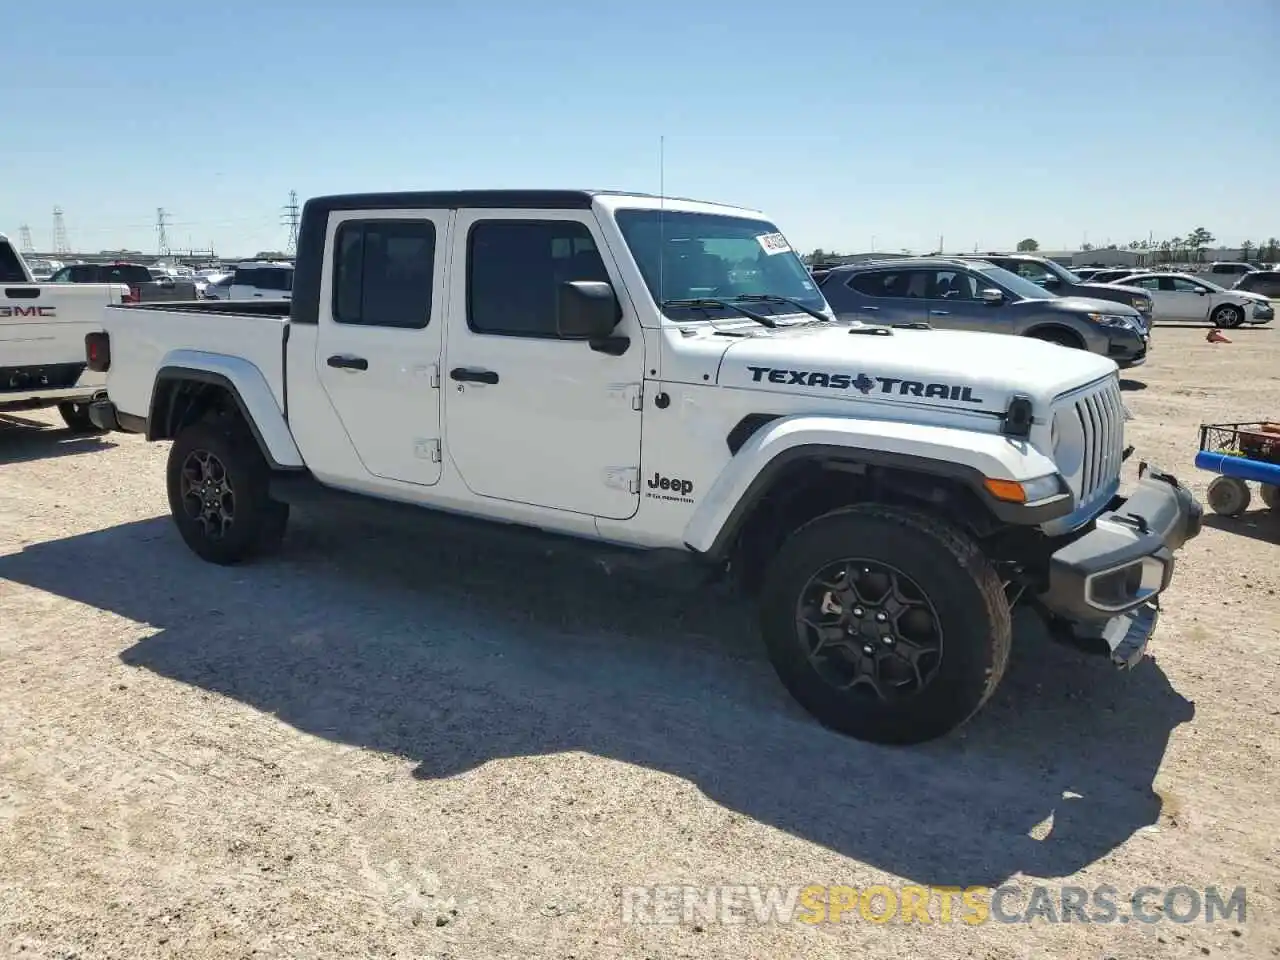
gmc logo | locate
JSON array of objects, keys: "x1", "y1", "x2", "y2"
[{"x1": 0, "y1": 306, "x2": 56, "y2": 318}]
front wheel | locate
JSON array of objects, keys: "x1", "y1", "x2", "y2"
[
  {"x1": 165, "y1": 419, "x2": 289, "y2": 565},
  {"x1": 57, "y1": 401, "x2": 105, "y2": 434},
  {"x1": 1211, "y1": 304, "x2": 1244, "y2": 329},
  {"x1": 759, "y1": 505, "x2": 1012, "y2": 745},
  {"x1": 1259, "y1": 483, "x2": 1280, "y2": 511}
]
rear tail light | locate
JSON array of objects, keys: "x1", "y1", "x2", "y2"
[
  {"x1": 85, "y1": 332, "x2": 111, "y2": 372},
  {"x1": 122, "y1": 286, "x2": 140, "y2": 303}
]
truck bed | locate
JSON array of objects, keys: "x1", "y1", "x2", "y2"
[{"x1": 103, "y1": 301, "x2": 291, "y2": 424}]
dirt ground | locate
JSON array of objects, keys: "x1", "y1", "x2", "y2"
[{"x1": 1, "y1": 324, "x2": 1278, "y2": 960}]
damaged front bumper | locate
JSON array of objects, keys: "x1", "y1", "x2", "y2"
[{"x1": 1039, "y1": 463, "x2": 1203, "y2": 667}]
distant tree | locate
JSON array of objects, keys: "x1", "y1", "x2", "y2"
[
  {"x1": 1104, "y1": 243, "x2": 1119, "y2": 250},
  {"x1": 1240, "y1": 240, "x2": 1255, "y2": 262},
  {"x1": 1081, "y1": 242, "x2": 1095, "y2": 252},
  {"x1": 1016, "y1": 238, "x2": 1039, "y2": 252},
  {"x1": 1187, "y1": 227, "x2": 1215, "y2": 262},
  {"x1": 1264, "y1": 238, "x2": 1280, "y2": 262},
  {"x1": 809, "y1": 248, "x2": 826, "y2": 264}
]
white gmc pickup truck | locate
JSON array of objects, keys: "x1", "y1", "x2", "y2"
[
  {"x1": 85, "y1": 190, "x2": 1203, "y2": 744},
  {"x1": 1, "y1": 233, "x2": 127, "y2": 430}
]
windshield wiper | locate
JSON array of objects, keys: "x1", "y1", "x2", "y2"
[
  {"x1": 727, "y1": 293, "x2": 830, "y2": 323},
  {"x1": 661, "y1": 297, "x2": 777, "y2": 329}
]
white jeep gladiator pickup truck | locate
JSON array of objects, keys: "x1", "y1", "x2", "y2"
[
  {"x1": 1, "y1": 233, "x2": 127, "y2": 430},
  {"x1": 85, "y1": 190, "x2": 1203, "y2": 744}
]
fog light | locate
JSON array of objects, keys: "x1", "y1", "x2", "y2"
[{"x1": 1085, "y1": 556, "x2": 1166, "y2": 612}]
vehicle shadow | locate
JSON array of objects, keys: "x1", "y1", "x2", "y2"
[
  {"x1": 1119, "y1": 379, "x2": 1147, "y2": 392},
  {"x1": 0, "y1": 416, "x2": 116, "y2": 464},
  {"x1": 1201, "y1": 510, "x2": 1280, "y2": 544},
  {"x1": 0, "y1": 511, "x2": 1195, "y2": 888}
]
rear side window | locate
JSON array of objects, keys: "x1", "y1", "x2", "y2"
[
  {"x1": 333, "y1": 220, "x2": 435, "y2": 328},
  {"x1": 0, "y1": 242, "x2": 27, "y2": 282},
  {"x1": 847, "y1": 270, "x2": 926, "y2": 298},
  {"x1": 257, "y1": 268, "x2": 293, "y2": 292},
  {"x1": 467, "y1": 220, "x2": 608, "y2": 337},
  {"x1": 104, "y1": 265, "x2": 153, "y2": 284},
  {"x1": 233, "y1": 267, "x2": 259, "y2": 287}
]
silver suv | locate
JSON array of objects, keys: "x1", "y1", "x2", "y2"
[{"x1": 818, "y1": 257, "x2": 1151, "y2": 368}]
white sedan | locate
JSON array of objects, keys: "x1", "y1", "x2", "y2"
[{"x1": 1106, "y1": 271, "x2": 1274, "y2": 327}]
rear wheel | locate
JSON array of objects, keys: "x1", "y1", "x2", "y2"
[
  {"x1": 759, "y1": 504, "x2": 1011, "y2": 745},
  {"x1": 57, "y1": 401, "x2": 104, "y2": 434},
  {"x1": 165, "y1": 419, "x2": 289, "y2": 564},
  {"x1": 1260, "y1": 483, "x2": 1280, "y2": 511},
  {"x1": 1211, "y1": 304, "x2": 1244, "y2": 329},
  {"x1": 1207, "y1": 476, "x2": 1251, "y2": 516}
]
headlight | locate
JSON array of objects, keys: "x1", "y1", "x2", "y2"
[
  {"x1": 1088, "y1": 312, "x2": 1138, "y2": 328},
  {"x1": 1133, "y1": 297, "x2": 1152, "y2": 313},
  {"x1": 982, "y1": 473, "x2": 1064, "y2": 504}
]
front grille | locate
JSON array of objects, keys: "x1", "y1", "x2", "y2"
[
  {"x1": 0, "y1": 362, "x2": 87, "y2": 394},
  {"x1": 1070, "y1": 378, "x2": 1125, "y2": 503}
]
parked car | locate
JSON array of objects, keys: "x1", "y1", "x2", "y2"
[
  {"x1": 83, "y1": 188, "x2": 1201, "y2": 745},
  {"x1": 1206, "y1": 262, "x2": 1259, "y2": 282},
  {"x1": 228, "y1": 261, "x2": 293, "y2": 300},
  {"x1": 953, "y1": 254, "x2": 1154, "y2": 324},
  {"x1": 817, "y1": 257, "x2": 1151, "y2": 367},
  {"x1": 1072, "y1": 267, "x2": 1105, "y2": 281},
  {"x1": 1091, "y1": 268, "x2": 1150, "y2": 284},
  {"x1": 0, "y1": 233, "x2": 127, "y2": 430},
  {"x1": 47, "y1": 261, "x2": 198, "y2": 303},
  {"x1": 1231, "y1": 270, "x2": 1280, "y2": 299},
  {"x1": 1108, "y1": 272, "x2": 1274, "y2": 327}
]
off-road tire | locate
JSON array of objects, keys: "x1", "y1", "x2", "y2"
[
  {"x1": 166, "y1": 419, "x2": 289, "y2": 565},
  {"x1": 759, "y1": 504, "x2": 1011, "y2": 746},
  {"x1": 1210, "y1": 304, "x2": 1244, "y2": 329},
  {"x1": 1258, "y1": 483, "x2": 1280, "y2": 511},
  {"x1": 1206, "y1": 476, "x2": 1251, "y2": 516},
  {"x1": 57, "y1": 401, "x2": 104, "y2": 434}
]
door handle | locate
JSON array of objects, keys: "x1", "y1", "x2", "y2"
[
  {"x1": 327, "y1": 354, "x2": 368, "y2": 371},
  {"x1": 450, "y1": 367, "x2": 499, "y2": 385},
  {"x1": 929, "y1": 310, "x2": 950, "y2": 316},
  {"x1": 862, "y1": 305, "x2": 879, "y2": 311}
]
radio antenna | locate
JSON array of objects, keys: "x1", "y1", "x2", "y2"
[{"x1": 658, "y1": 134, "x2": 666, "y2": 304}]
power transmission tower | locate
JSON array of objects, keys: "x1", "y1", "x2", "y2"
[
  {"x1": 52, "y1": 207, "x2": 70, "y2": 254},
  {"x1": 156, "y1": 208, "x2": 171, "y2": 257},
  {"x1": 282, "y1": 190, "x2": 301, "y2": 255},
  {"x1": 18, "y1": 225, "x2": 34, "y2": 254}
]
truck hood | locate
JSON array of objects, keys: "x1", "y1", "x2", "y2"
[{"x1": 718, "y1": 322, "x2": 1117, "y2": 413}]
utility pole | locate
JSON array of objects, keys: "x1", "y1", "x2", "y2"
[
  {"x1": 52, "y1": 207, "x2": 70, "y2": 255},
  {"x1": 18, "y1": 225, "x2": 34, "y2": 254},
  {"x1": 282, "y1": 190, "x2": 301, "y2": 256},
  {"x1": 156, "y1": 208, "x2": 171, "y2": 257}
]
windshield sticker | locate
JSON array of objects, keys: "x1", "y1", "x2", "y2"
[{"x1": 756, "y1": 232, "x2": 791, "y2": 256}]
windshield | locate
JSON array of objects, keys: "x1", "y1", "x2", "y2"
[
  {"x1": 1045, "y1": 260, "x2": 1083, "y2": 284},
  {"x1": 975, "y1": 264, "x2": 1057, "y2": 301},
  {"x1": 614, "y1": 210, "x2": 827, "y2": 320}
]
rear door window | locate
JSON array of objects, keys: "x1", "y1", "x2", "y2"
[{"x1": 0, "y1": 242, "x2": 27, "y2": 282}]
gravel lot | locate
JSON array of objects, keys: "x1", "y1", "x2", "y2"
[{"x1": 2, "y1": 324, "x2": 1278, "y2": 959}]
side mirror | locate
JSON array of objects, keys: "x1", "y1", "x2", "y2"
[
  {"x1": 556, "y1": 280, "x2": 621, "y2": 339},
  {"x1": 981, "y1": 288, "x2": 1005, "y2": 305}
]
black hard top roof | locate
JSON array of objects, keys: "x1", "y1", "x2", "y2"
[{"x1": 301, "y1": 189, "x2": 723, "y2": 216}]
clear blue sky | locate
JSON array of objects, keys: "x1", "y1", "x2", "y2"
[{"x1": 3, "y1": 0, "x2": 1277, "y2": 257}]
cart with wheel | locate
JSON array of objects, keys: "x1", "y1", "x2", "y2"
[{"x1": 1195, "y1": 421, "x2": 1280, "y2": 516}]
